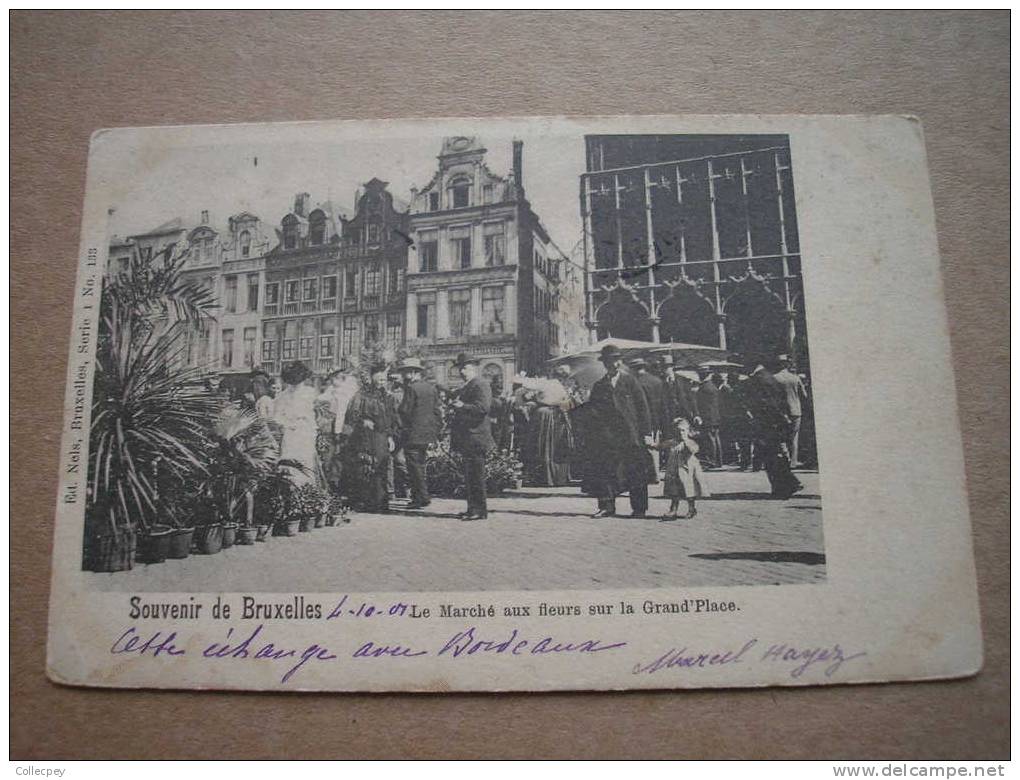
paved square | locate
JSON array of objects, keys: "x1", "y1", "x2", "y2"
[{"x1": 92, "y1": 469, "x2": 825, "y2": 592}]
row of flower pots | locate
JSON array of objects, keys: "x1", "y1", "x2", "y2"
[{"x1": 87, "y1": 509, "x2": 349, "y2": 573}]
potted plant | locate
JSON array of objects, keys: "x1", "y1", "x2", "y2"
[
  {"x1": 186, "y1": 491, "x2": 223, "y2": 555},
  {"x1": 203, "y1": 407, "x2": 280, "y2": 549},
  {"x1": 293, "y1": 484, "x2": 321, "y2": 532},
  {"x1": 257, "y1": 458, "x2": 307, "y2": 538},
  {"x1": 324, "y1": 493, "x2": 346, "y2": 526},
  {"x1": 84, "y1": 242, "x2": 219, "y2": 572}
]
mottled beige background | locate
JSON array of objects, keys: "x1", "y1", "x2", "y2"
[{"x1": 11, "y1": 10, "x2": 1008, "y2": 759}]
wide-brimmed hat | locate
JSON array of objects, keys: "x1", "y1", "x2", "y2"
[
  {"x1": 397, "y1": 357, "x2": 425, "y2": 373},
  {"x1": 451, "y1": 352, "x2": 480, "y2": 368},
  {"x1": 627, "y1": 357, "x2": 648, "y2": 369},
  {"x1": 659, "y1": 353, "x2": 675, "y2": 366},
  {"x1": 280, "y1": 361, "x2": 312, "y2": 386},
  {"x1": 599, "y1": 344, "x2": 624, "y2": 363}
]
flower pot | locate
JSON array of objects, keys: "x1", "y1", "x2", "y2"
[
  {"x1": 298, "y1": 515, "x2": 315, "y2": 532},
  {"x1": 87, "y1": 529, "x2": 136, "y2": 572},
  {"x1": 325, "y1": 513, "x2": 338, "y2": 527},
  {"x1": 136, "y1": 524, "x2": 173, "y2": 564},
  {"x1": 314, "y1": 513, "x2": 325, "y2": 529},
  {"x1": 236, "y1": 526, "x2": 257, "y2": 545},
  {"x1": 221, "y1": 523, "x2": 238, "y2": 549},
  {"x1": 274, "y1": 519, "x2": 300, "y2": 537},
  {"x1": 256, "y1": 524, "x2": 272, "y2": 542},
  {"x1": 193, "y1": 523, "x2": 224, "y2": 555},
  {"x1": 166, "y1": 527, "x2": 195, "y2": 559}
]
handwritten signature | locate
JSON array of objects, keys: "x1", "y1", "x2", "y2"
[{"x1": 632, "y1": 639, "x2": 867, "y2": 679}]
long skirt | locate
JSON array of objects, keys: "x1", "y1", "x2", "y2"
[{"x1": 526, "y1": 406, "x2": 571, "y2": 487}]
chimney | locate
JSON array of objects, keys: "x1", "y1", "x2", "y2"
[
  {"x1": 200, "y1": 209, "x2": 209, "y2": 225},
  {"x1": 293, "y1": 192, "x2": 310, "y2": 217},
  {"x1": 512, "y1": 140, "x2": 524, "y2": 193}
]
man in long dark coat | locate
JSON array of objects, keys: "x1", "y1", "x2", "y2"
[
  {"x1": 586, "y1": 345, "x2": 655, "y2": 518},
  {"x1": 696, "y1": 370, "x2": 722, "y2": 469},
  {"x1": 450, "y1": 352, "x2": 495, "y2": 521},
  {"x1": 397, "y1": 357, "x2": 441, "y2": 510},
  {"x1": 745, "y1": 360, "x2": 803, "y2": 499}
]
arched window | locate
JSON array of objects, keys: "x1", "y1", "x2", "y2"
[
  {"x1": 239, "y1": 230, "x2": 251, "y2": 258},
  {"x1": 282, "y1": 215, "x2": 298, "y2": 250},
  {"x1": 308, "y1": 210, "x2": 326, "y2": 246},
  {"x1": 448, "y1": 176, "x2": 471, "y2": 208}
]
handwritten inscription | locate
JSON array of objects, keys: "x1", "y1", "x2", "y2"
[{"x1": 632, "y1": 639, "x2": 867, "y2": 679}]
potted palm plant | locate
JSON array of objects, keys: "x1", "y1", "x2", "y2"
[
  {"x1": 204, "y1": 407, "x2": 279, "y2": 547},
  {"x1": 259, "y1": 459, "x2": 308, "y2": 538},
  {"x1": 84, "y1": 241, "x2": 219, "y2": 572}
]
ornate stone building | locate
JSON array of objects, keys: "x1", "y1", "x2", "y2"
[
  {"x1": 581, "y1": 134, "x2": 810, "y2": 369},
  {"x1": 405, "y1": 136, "x2": 568, "y2": 387},
  {"x1": 260, "y1": 181, "x2": 408, "y2": 376}
]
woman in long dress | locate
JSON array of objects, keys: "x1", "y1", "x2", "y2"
[{"x1": 272, "y1": 361, "x2": 319, "y2": 486}]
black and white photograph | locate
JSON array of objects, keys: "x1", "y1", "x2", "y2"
[{"x1": 80, "y1": 128, "x2": 823, "y2": 593}]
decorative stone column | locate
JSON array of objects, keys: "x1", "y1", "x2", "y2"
[
  {"x1": 437, "y1": 288, "x2": 450, "y2": 338},
  {"x1": 405, "y1": 290, "x2": 417, "y2": 340},
  {"x1": 470, "y1": 286, "x2": 482, "y2": 335},
  {"x1": 504, "y1": 283, "x2": 516, "y2": 335}
]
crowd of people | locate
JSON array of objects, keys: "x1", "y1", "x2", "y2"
[{"x1": 217, "y1": 344, "x2": 814, "y2": 524}]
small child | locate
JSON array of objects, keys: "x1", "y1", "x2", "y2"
[{"x1": 661, "y1": 417, "x2": 710, "y2": 520}]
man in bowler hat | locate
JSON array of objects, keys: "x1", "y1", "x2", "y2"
[
  {"x1": 586, "y1": 345, "x2": 655, "y2": 518},
  {"x1": 450, "y1": 353, "x2": 495, "y2": 521},
  {"x1": 396, "y1": 357, "x2": 442, "y2": 509}
]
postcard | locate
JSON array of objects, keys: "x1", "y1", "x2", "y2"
[{"x1": 46, "y1": 114, "x2": 981, "y2": 692}]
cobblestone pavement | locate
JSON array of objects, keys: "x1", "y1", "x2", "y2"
[{"x1": 92, "y1": 468, "x2": 825, "y2": 593}]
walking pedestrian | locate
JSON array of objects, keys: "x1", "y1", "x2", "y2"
[
  {"x1": 660, "y1": 417, "x2": 710, "y2": 521},
  {"x1": 396, "y1": 357, "x2": 441, "y2": 510},
  {"x1": 745, "y1": 359, "x2": 803, "y2": 499},
  {"x1": 585, "y1": 344, "x2": 655, "y2": 518},
  {"x1": 772, "y1": 354, "x2": 808, "y2": 468},
  {"x1": 696, "y1": 369, "x2": 723, "y2": 469},
  {"x1": 449, "y1": 353, "x2": 495, "y2": 521}
]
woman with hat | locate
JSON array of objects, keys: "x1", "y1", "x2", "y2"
[
  {"x1": 342, "y1": 362, "x2": 399, "y2": 513},
  {"x1": 449, "y1": 352, "x2": 495, "y2": 521},
  {"x1": 273, "y1": 361, "x2": 318, "y2": 486}
]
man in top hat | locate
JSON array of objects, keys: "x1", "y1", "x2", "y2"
[
  {"x1": 396, "y1": 357, "x2": 442, "y2": 509},
  {"x1": 586, "y1": 344, "x2": 655, "y2": 518},
  {"x1": 450, "y1": 352, "x2": 496, "y2": 521},
  {"x1": 772, "y1": 354, "x2": 808, "y2": 468}
]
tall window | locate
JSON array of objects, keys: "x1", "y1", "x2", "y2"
[
  {"x1": 364, "y1": 267, "x2": 381, "y2": 299},
  {"x1": 385, "y1": 312, "x2": 402, "y2": 345},
  {"x1": 363, "y1": 313, "x2": 380, "y2": 345},
  {"x1": 203, "y1": 238, "x2": 215, "y2": 260},
  {"x1": 449, "y1": 289, "x2": 471, "y2": 337},
  {"x1": 344, "y1": 268, "x2": 357, "y2": 299},
  {"x1": 224, "y1": 276, "x2": 238, "y2": 313},
  {"x1": 428, "y1": 191, "x2": 440, "y2": 211},
  {"x1": 450, "y1": 178, "x2": 470, "y2": 208},
  {"x1": 262, "y1": 323, "x2": 278, "y2": 361},
  {"x1": 282, "y1": 320, "x2": 297, "y2": 360},
  {"x1": 221, "y1": 329, "x2": 234, "y2": 368},
  {"x1": 416, "y1": 292, "x2": 436, "y2": 338},
  {"x1": 482, "y1": 184, "x2": 494, "y2": 204},
  {"x1": 239, "y1": 230, "x2": 251, "y2": 258},
  {"x1": 309, "y1": 210, "x2": 326, "y2": 245},
  {"x1": 481, "y1": 287, "x2": 505, "y2": 334},
  {"x1": 450, "y1": 227, "x2": 471, "y2": 269},
  {"x1": 342, "y1": 317, "x2": 358, "y2": 355},
  {"x1": 367, "y1": 221, "x2": 380, "y2": 245},
  {"x1": 419, "y1": 234, "x2": 438, "y2": 272},
  {"x1": 387, "y1": 261, "x2": 404, "y2": 294},
  {"x1": 483, "y1": 222, "x2": 505, "y2": 266},
  {"x1": 285, "y1": 280, "x2": 300, "y2": 303},
  {"x1": 282, "y1": 216, "x2": 298, "y2": 250},
  {"x1": 247, "y1": 274, "x2": 259, "y2": 311},
  {"x1": 322, "y1": 275, "x2": 338, "y2": 303},
  {"x1": 303, "y1": 277, "x2": 318, "y2": 302},
  {"x1": 299, "y1": 320, "x2": 315, "y2": 359},
  {"x1": 320, "y1": 319, "x2": 336, "y2": 358},
  {"x1": 243, "y1": 327, "x2": 256, "y2": 366},
  {"x1": 263, "y1": 281, "x2": 279, "y2": 307}
]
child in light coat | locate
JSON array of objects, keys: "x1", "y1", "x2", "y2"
[{"x1": 661, "y1": 416, "x2": 710, "y2": 520}]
